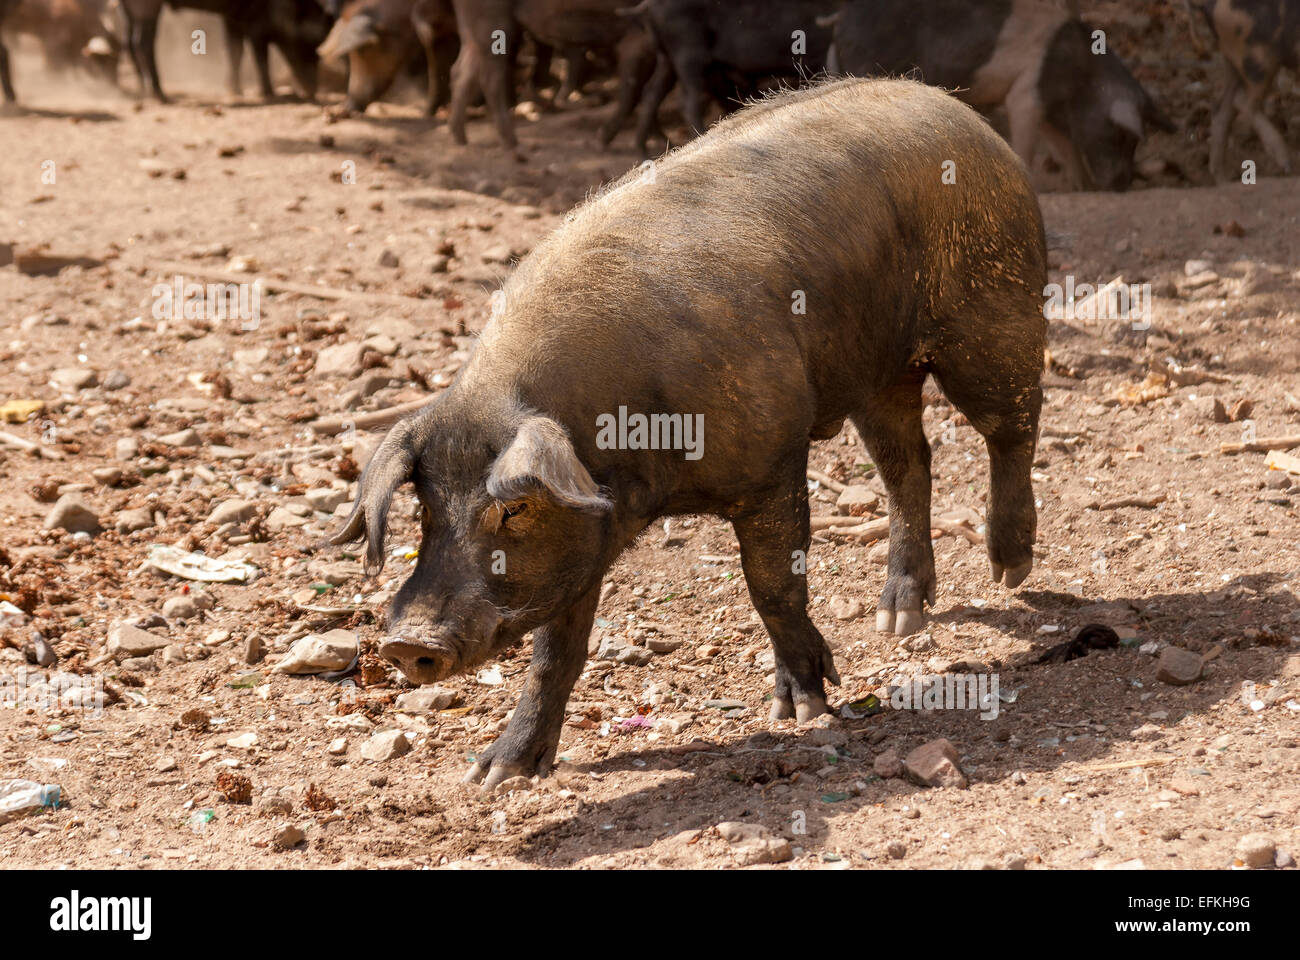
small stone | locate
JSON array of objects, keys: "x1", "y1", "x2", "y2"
[
  {"x1": 314, "y1": 342, "x2": 365, "y2": 378},
  {"x1": 716, "y1": 822, "x2": 793, "y2": 865},
  {"x1": 92, "y1": 466, "x2": 123, "y2": 486},
  {"x1": 493, "y1": 776, "x2": 532, "y2": 796},
  {"x1": 429, "y1": 254, "x2": 450, "y2": 273},
  {"x1": 162, "y1": 596, "x2": 198, "y2": 621},
  {"x1": 44, "y1": 495, "x2": 102, "y2": 535},
  {"x1": 1276, "y1": 849, "x2": 1295, "y2": 869},
  {"x1": 395, "y1": 686, "x2": 457, "y2": 712},
  {"x1": 244, "y1": 635, "x2": 263, "y2": 665},
  {"x1": 158, "y1": 428, "x2": 201, "y2": 447},
  {"x1": 327, "y1": 738, "x2": 347, "y2": 755},
  {"x1": 115, "y1": 508, "x2": 154, "y2": 534},
  {"x1": 903, "y1": 738, "x2": 969, "y2": 789},
  {"x1": 829, "y1": 596, "x2": 865, "y2": 621},
  {"x1": 1235, "y1": 833, "x2": 1275, "y2": 868},
  {"x1": 873, "y1": 749, "x2": 903, "y2": 779},
  {"x1": 271, "y1": 823, "x2": 306, "y2": 849},
  {"x1": 1131, "y1": 723, "x2": 1164, "y2": 741},
  {"x1": 51, "y1": 367, "x2": 98, "y2": 391},
  {"x1": 886, "y1": 840, "x2": 907, "y2": 860},
  {"x1": 208, "y1": 499, "x2": 257, "y2": 525},
  {"x1": 1156, "y1": 646, "x2": 1204, "y2": 685},
  {"x1": 102, "y1": 370, "x2": 131, "y2": 390},
  {"x1": 227, "y1": 732, "x2": 258, "y2": 750},
  {"x1": 835, "y1": 485, "x2": 879, "y2": 517},
  {"x1": 107, "y1": 622, "x2": 169, "y2": 660},
  {"x1": 265, "y1": 506, "x2": 309, "y2": 531},
  {"x1": 378, "y1": 249, "x2": 400, "y2": 268},
  {"x1": 115, "y1": 436, "x2": 139, "y2": 460},
  {"x1": 274, "y1": 629, "x2": 358, "y2": 674},
  {"x1": 360, "y1": 729, "x2": 410, "y2": 762},
  {"x1": 156, "y1": 756, "x2": 177, "y2": 773},
  {"x1": 646, "y1": 635, "x2": 683, "y2": 653},
  {"x1": 1184, "y1": 259, "x2": 1214, "y2": 276},
  {"x1": 481, "y1": 244, "x2": 514, "y2": 264},
  {"x1": 304, "y1": 487, "x2": 348, "y2": 513}
]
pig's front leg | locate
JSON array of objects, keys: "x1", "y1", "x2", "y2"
[
  {"x1": 732, "y1": 483, "x2": 841, "y2": 723},
  {"x1": 463, "y1": 584, "x2": 600, "y2": 790},
  {"x1": 854, "y1": 375, "x2": 936, "y2": 636}
]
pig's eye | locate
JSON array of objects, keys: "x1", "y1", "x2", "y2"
[{"x1": 502, "y1": 501, "x2": 528, "y2": 523}]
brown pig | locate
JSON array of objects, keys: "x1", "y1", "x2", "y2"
[{"x1": 331, "y1": 78, "x2": 1046, "y2": 788}]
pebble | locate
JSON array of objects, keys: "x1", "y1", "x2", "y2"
[
  {"x1": 44, "y1": 495, "x2": 102, "y2": 535},
  {"x1": 493, "y1": 776, "x2": 532, "y2": 796},
  {"x1": 836, "y1": 485, "x2": 879, "y2": 516},
  {"x1": 106, "y1": 622, "x2": 169, "y2": 660},
  {"x1": 646, "y1": 636, "x2": 682, "y2": 653},
  {"x1": 227, "y1": 732, "x2": 258, "y2": 750},
  {"x1": 162, "y1": 596, "x2": 198, "y2": 621},
  {"x1": 274, "y1": 629, "x2": 358, "y2": 674},
  {"x1": 305, "y1": 487, "x2": 348, "y2": 513},
  {"x1": 395, "y1": 686, "x2": 458, "y2": 712},
  {"x1": 903, "y1": 738, "x2": 969, "y2": 789},
  {"x1": 1235, "y1": 833, "x2": 1275, "y2": 868},
  {"x1": 115, "y1": 436, "x2": 139, "y2": 460},
  {"x1": 156, "y1": 757, "x2": 178, "y2": 773},
  {"x1": 886, "y1": 840, "x2": 907, "y2": 860},
  {"x1": 115, "y1": 508, "x2": 154, "y2": 534},
  {"x1": 102, "y1": 370, "x2": 131, "y2": 391},
  {"x1": 271, "y1": 823, "x2": 306, "y2": 850},
  {"x1": 158, "y1": 428, "x2": 200, "y2": 447},
  {"x1": 873, "y1": 749, "x2": 903, "y2": 779},
  {"x1": 208, "y1": 499, "x2": 257, "y2": 525},
  {"x1": 360, "y1": 730, "x2": 410, "y2": 762},
  {"x1": 829, "y1": 596, "x2": 865, "y2": 621},
  {"x1": 716, "y1": 822, "x2": 793, "y2": 865},
  {"x1": 1156, "y1": 646, "x2": 1204, "y2": 685},
  {"x1": 51, "y1": 367, "x2": 98, "y2": 391},
  {"x1": 327, "y1": 738, "x2": 347, "y2": 755}
]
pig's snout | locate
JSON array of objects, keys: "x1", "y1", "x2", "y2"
[{"x1": 379, "y1": 636, "x2": 458, "y2": 685}]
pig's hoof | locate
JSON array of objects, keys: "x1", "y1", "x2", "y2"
[
  {"x1": 795, "y1": 696, "x2": 829, "y2": 723},
  {"x1": 989, "y1": 560, "x2": 1033, "y2": 589},
  {"x1": 875, "y1": 607, "x2": 924, "y2": 636},
  {"x1": 464, "y1": 757, "x2": 534, "y2": 792},
  {"x1": 769, "y1": 697, "x2": 796, "y2": 721}
]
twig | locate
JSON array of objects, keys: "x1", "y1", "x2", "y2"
[
  {"x1": 1221, "y1": 435, "x2": 1300, "y2": 455},
  {"x1": 1088, "y1": 495, "x2": 1166, "y2": 510},
  {"x1": 308, "y1": 397, "x2": 434, "y2": 436},
  {"x1": 806, "y1": 468, "x2": 847, "y2": 494}
]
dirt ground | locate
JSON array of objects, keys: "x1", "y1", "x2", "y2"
[{"x1": 1, "y1": 2, "x2": 1298, "y2": 870}]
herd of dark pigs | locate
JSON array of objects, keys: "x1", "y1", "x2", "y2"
[
  {"x1": 2, "y1": 2, "x2": 1297, "y2": 788},
  {"x1": 1, "y1": 1, "x2": 1298, "y2": 183}
]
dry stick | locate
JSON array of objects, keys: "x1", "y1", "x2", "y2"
[
  {"x1": 806, "y1": 468, "x2": 847, "y2": 494},
  {"x1": 1082, "y1": 757, "x2": 1175, "y2": 773},
  {"x1": 308, "y1": 397, "x2": 434, "y2": 436},
  {"x1": 1089, "y1": 494, "x2": 1167, "y2": 511},
  {"x1": 932, "y1": 516, "x2": 985, "y2": 545},
  {"x1": 0, "y1": 430, "x2": 63, "y2": 460},
  {"x1": 139, "y1": 260, "x2": 434, "y2": 307},
  {"x1": 1220, "y1": 435, "x2": 1300, "y2": 455}
]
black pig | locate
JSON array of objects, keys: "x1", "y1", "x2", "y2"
[{"x1": 331, "y1": 78, "x2": 1046, "y2": 788}]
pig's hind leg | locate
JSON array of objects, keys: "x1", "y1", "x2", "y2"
[
  {"x1": 931, "y1": 319, "x2": 1042, "y2": 590},
  {"x1": 853, "y1": 374, "x2": 936, "y2": 636},
  {"x1": 732, "y1": 479, "x2": 841, "y2": 722}
]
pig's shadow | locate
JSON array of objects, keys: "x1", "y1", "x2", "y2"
[
  {"x1": 499, "y1": 574, "x2": 1297, "y2": 866},
  {"x1": 3, "y1": 105, "x2": 118, "y2": 122}
]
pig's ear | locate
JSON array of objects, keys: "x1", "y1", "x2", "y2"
[
  {"x1": 328, "y1": 417, "x2": 419, "y2": 574},
  {"x1": 487, "y1": 416, "x2": 612, "y2": 513},
  {"x1": 317, "y1": 13, "x2": 376, "y2": 61}
]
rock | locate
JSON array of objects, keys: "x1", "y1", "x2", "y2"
[
  {"x1": 92, "y1": 466, "x2": 123, "y2": 486},
  {"x1": 162, "y1": 596, "x2": 198, "y2": 621},
  {"x1": 115, "y1": 436, "x2": 139, "y2": 460},
  {"x1": 1184, "y1": 258, "x2": 1214, "y2": 276},
  {"x1": 107, "y1": 622, "x2": 170, "y2": 661},
  {"x1": 305, "y1": 487, "x2": 348, "y2": 513},
  {"x1": 1193, "y1": 395, "x2": 1225, "y2": 423},
  {"x1": 271, "y1": 823, "x2": 306, "y2": 849},
  {"x1": 155, "y1": 757, "x2": 177, "y2": 773},
  {"x1": 227, "y1": 732, "x2": 258, "y2": 749},
  {"x1": 1276, "y1": 849, "x2": 1295, "y2": 869},
  {"x1": 395, "y1": 686, "x2": 457, "y2": 712},
  {"x1": 1156, "y1": 646, "x2": 1203, "y2": 686},
  {"x1": 115, "y1": 508, "x2": 154, "y2": 534},
  {"x1": 274, "y1": 629, "x2": 358, "y2": 674},
  {"x1": 716, "y1": 822, "x2": 792, "y2": 865},
  {"x1": 429, "y1": 254, "x2": 450, "y2": 273},
  {"x1": 44, "y1": 495, "x2": 102, "y2": 535},
  {"x1": 1130, "y1": 723, "x2": 1164, "y2": 741},
  {"x1": 646, "y1": 635, "x2": 683, "y2": 654},
  {"x1": 327, "y1": 738, "x2": 347, "y2": 756},
  {"x1": 208, "y1": 498, "x2": 257, "y2": 525},
  {"x1": 360, "y1": 729, "x2": 410, "y2": 762},
  {"x1": 244, "y1": 635, "x2": 263, "y2": 665},
  {"x1": 493, "y1": 776, "x2": 532, "y2": 796},
  {"x1": 481, "y1": 244, "x2": 514, "y2": 264},
  {"x1": 886, "y1": 840, "x2": 908, "y2": 860},
  {"x1": 616, "y1": 645, "x2": 654, "y2": 666},
  {"x1": 903, "y1": 738, "x2": 968, "y2": 789},
  {"x1": 265, "y1": 506, "x2": 309, "y2": 531},
  {"x1": 314, "y1": 342, "x2": 365, "y2": 378},
  {"x1": 360, "y1": 333, "x2": 398, "y2": 357},
  {"x1": 873, "y1": 749, "x2": 903, "y2": 779},
  {"x1": 102, "y1": 370, "x2": 131, "y2": 391},
  {"x1": 836, "y1": 485, "x2": 879, "y2": 517},
  {"x1": 1235, "y1": 833, "x2": 1275, "y2": 868},
  {"x1": 829, "y1": 596, "x2": 865, "y2": 621},
  {"x1": 378, "y1": 249, "x2": 400, "y2": 268},
  {"x1": 158, "y1": 428, "x2": 201, "y2": 447},
  {"x1": 51, "y1": 367, "x2": 98, "y2": 391}
]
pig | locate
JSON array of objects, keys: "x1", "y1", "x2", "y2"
[
  {"x1": 0, "y1": 0, "x2": 16, "y2": 102},
  {"x1": 827, "y1": 0, "x2": 1175, "y2": 191},
  {"x1": 623, "y1": 0, "x2": 836, "y2": 154},
  {"x1": 120, "y1": 0, "x2": 333, "y2": 102},
  {"x1": 329, "y1": 78, "x2": 1046, "y2": 787},
  {"x1": 317, "y1": 0, "x2": 457, "y2": 115},
  {"x1": 446, "y1": 0, "x2": 658, "y2": 149},
  {"x1": 1, "y1": 0, "x2": 121, "y2": 88},
  {"x1": 1204, "y1": 0, "x2": 1300, "y2": 180}
]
